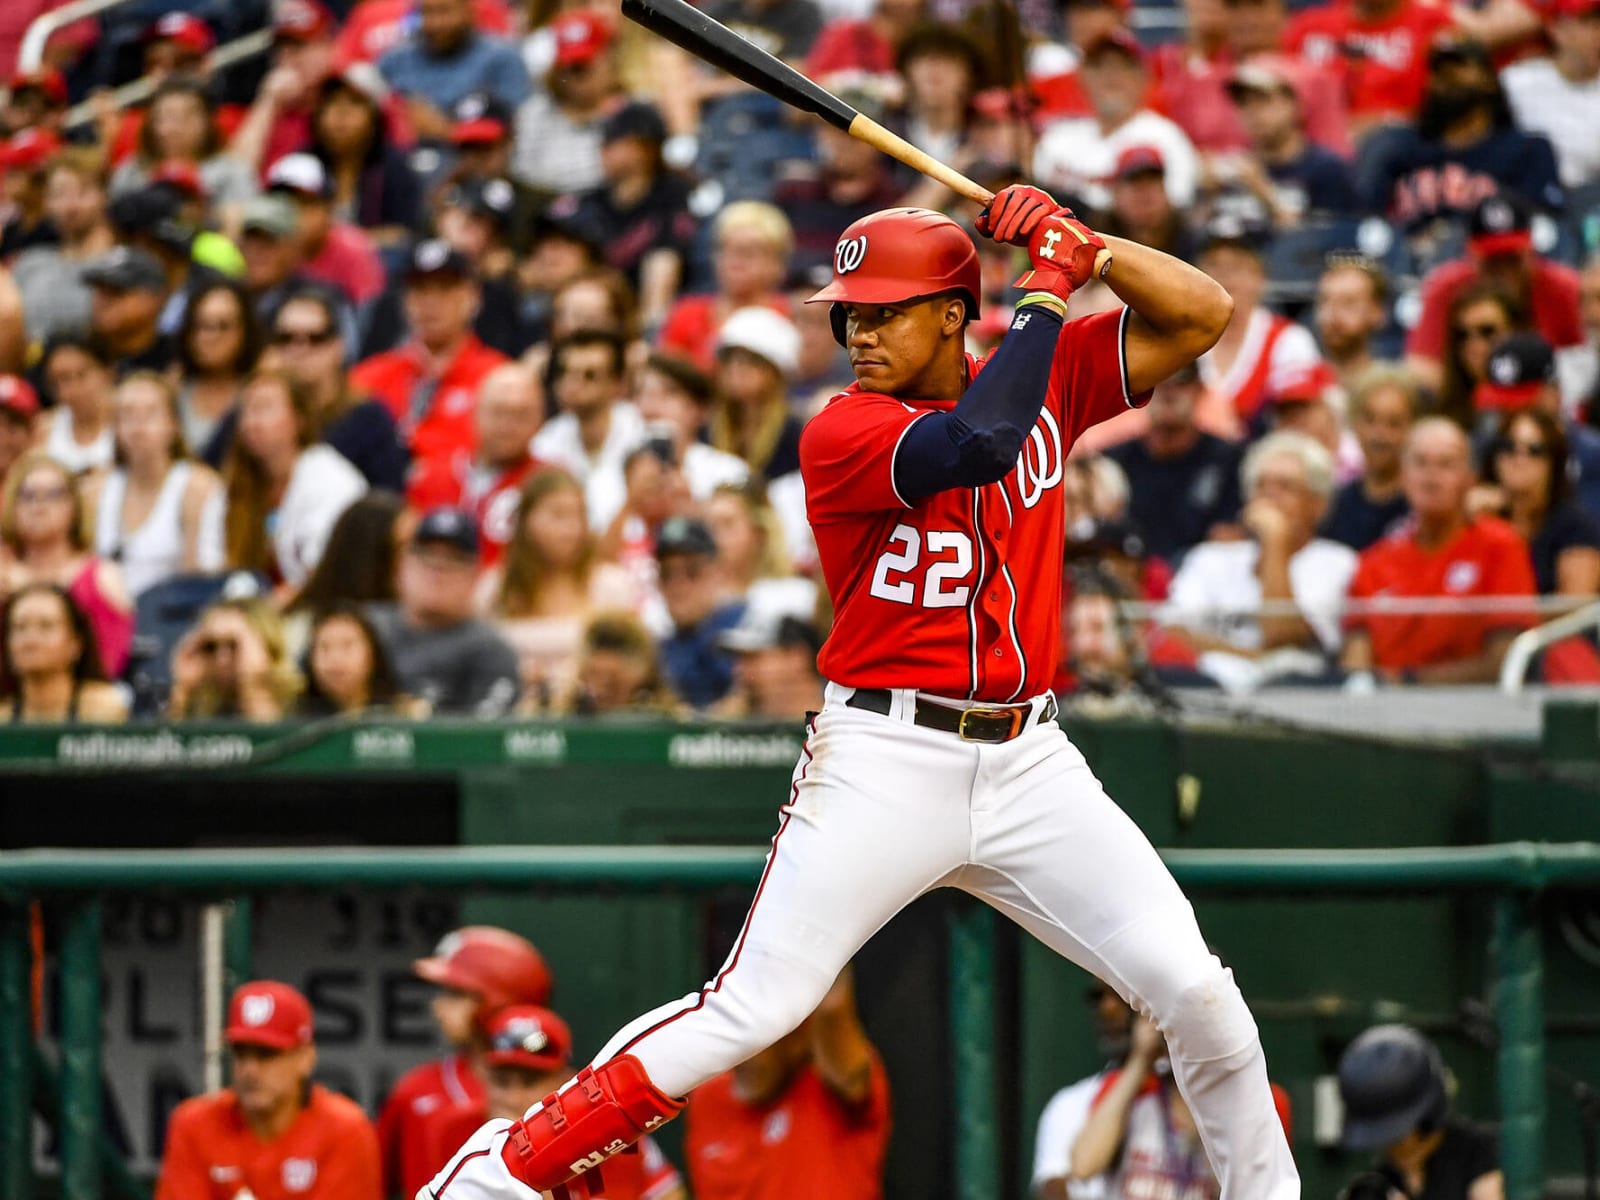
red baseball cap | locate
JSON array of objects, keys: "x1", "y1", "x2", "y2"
[
  {"x1": 1468, "y1": 193, "x2": 1533, "y2": 258},
  {"x1": 1113, "y1": 144, "x2": 1165, "y2": 180},
  {"x1": 151, "y1": 159, "x2": 207, "y2": 199},
  {"x1": 1, "y1": 128, "x2": 62, "y2": 173},
  {"x1": 481, "y1": 1006, "x2": 572, "y2": 1072},
  {"x1": 451, "y1": 92, "x2": 513, "y2": 145},
  {"x1": 1269, "y1": 361, "x2": 1338, "y2": 404},
  {"x1": 1554, "y1": 0, "x2": 1600, "y2": 17},
  {"x1": 1082, "y1": 29, "x2": 1145, "y2": 65},
  {"x1": 550, "y1": 12, "x2": 614, "y2": 67},
  {"x1": 0, "y1": 376, "x2": 40, "y2": 419},
  {"x1": 275, "y1": 0, "x2": 336, "y2": 42},
  {"x1": 9, "y1": 68, "x2": 67, "y2": 107},
  {"x1": 1475, "y1": 331, "x2": 1554, "y2": 409},
  {"x1": 145, "y1": 13, "x2": 215, "y2": 55},
  {"x1": 225, "y1": 981, "x2": 314, "y2": 1050}
]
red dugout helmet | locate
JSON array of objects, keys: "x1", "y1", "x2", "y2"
[
  {"x1": 807, "y1": 207, "x2": 982, "y2": 346},
  {"x1": 413, "y1": 926, "x2": 552, "y2": 1008}
]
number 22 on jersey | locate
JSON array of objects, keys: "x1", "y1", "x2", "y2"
[{"x1": 868, "y1": 525, "x2": 975, "y2": 608}]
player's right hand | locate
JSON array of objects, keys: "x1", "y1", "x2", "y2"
[
  {"x1": 419, "y1": 1119, "x2": 537, "y2": 1200},
  {"x1": 1013, "y1": 210, "x2": 1109, "y2": 302},
  {"x1": 974, "y1": 185, "x2": 1060, "y2": 246}
]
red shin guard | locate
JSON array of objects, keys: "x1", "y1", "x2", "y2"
[{"x1": 500, "y1": 1055, "x2": 683, "y2": 1192}]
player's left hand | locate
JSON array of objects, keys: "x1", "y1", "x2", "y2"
[
  {"x1": 1013, "y1": 210, "x2": 1109, "y2": 301},
  {"x1": 975, "y1": 185, "x2": 1061, "y2": 246}
]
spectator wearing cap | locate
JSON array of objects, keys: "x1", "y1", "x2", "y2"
[
  {"x1": 1027, "y1": 0, "x2": 1137, "y2": 122},
  {"x1": 155, "y1": 981, "x2": 380, "y2": 1200},
  {"x1": 1222, "y1": 58, "x2": 1358, "y2": 226},
  {"x1": 0, "y1": 375, "x2": 36, "y2": 491},
  {"x1": 378, "y1": 926, "x2": 550, "y2": 1199},
  {"x1": 0, "y1": 127, "x2": 62, "y2": 258},
  {"x1": 635, "y1": 353, "x2": 750, "y2": 500},
  {"x1": 351, "y1": 239, "x2": 510, "y2": 477},
  {"x1": 380, "y1": 0, "x2": 530, "y2": 141},
  {"x1": 109, "y1": 79, "x2": 258, "y2": 209},
  {"x1": 3, "y1": 67, "x2": 69, "y2": 138},
  {"x1": 1314, "y1": 258, "x2": 1388, "y2": 391},
  {"x1": 1097, "y1": 146, "x2": 1205, "y2": 263},
  {"x1": 10, "y1": 149, "x2": 115, "y2": 344},
  {"x1": 1323, "y1": 365, "x2": 1417, "y2": 550},
  {"x1": 228, "y1": 0, "x2": 341, "y2": 178},
  {"x1": 1265, "y1": 362, "x2": 1358, "y2": 477},
  {"x1": 1163, "y1": 431, "x2": 1356, "y2": 680},
  {"x1": 140, "y1": 13, "x2": 213, "y2": 79},
  {"x1": 546, "y1": 100, "x2": 695, "y2": 328},
  {"x1": 83, "y1": 246, "x2": 176, "y2": 376},
  {"x1": 716, "y1": 593, "x2": 823, "y2": 720},
  {"x1": 265, "y1": 153, "x2": 384, "y2": 307},
  {"x1": 366, "y1": 508, "x2": 521, "y2": 714},
  {"x1": 655, "y1": 514, "x2": 746, "y2": 708},
  {"x1": 1034, "y1": 31, "x2": 1199, "y2": 213},
  {"x1": 1362, "y1": 38, "x2": 1562, "y2": 227},
  {"x1": 1405, "y1": 194, "x2": 1587, "y2": 401},
  {"x1": 805, "y1": 0, "x2": 923, "y2": 84},
  {"x1": 657, "y1": 201, "x2": 793, "y2": 371},
  {"x1": 1503, "y1": 0, "x2": 1600, "y2": 190},
  {"x1": 237, "y1": 194, "x2": 322, "y2": 329},
  {"x1": 447, "y1": 92, "x2": 540, "y2": 244},
  {"x1": 308, "y1": 65, "x2": 420, "y2": 245},
  {"x1": 712, "y1": 307, "x2": 806, "y2": 483},
  {"x1": 531, "y1": 329, "x2": 643, "y2": 532},
  {"x1": 511, "y1": 12, "x2": 622, "y2": 195},
  {"x1": 438, "y1": 177, "x2": 537, "y2": 355},
  {"x1": 1104, "y1": 364, "x2": 1243, "y2": 562},
  {"x1": 1475, "y1": 331, "x2": 1600, "y2": 516},
  {"x1": 1342, "y1": 417, "x2": 1537, "y2": 684},
  {"x1": 1284, "y1": 0, "x2": 1452, "y2": 133},
  {"x1": 702, "y1": 0, "x2": 823, "y2": 64}
]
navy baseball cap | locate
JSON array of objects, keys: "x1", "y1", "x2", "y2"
[
  {"x1": 1476, "y1": 332, "x2": 1555, "y2": 410},
  {"x1": 406, "y1": 238, "x2": 476, "y2": 283},
  {"x1": 452, "y1": 91, "x2": 514, "y2": 145},
  {"x1": 655, "y1": 516, "x2": 717, "y2": 560},
  {"x1": 442, "y1": 178, "x2": 518, "y2": 233},
  {"x1": 411, "y1": 507, "x2": 479, "y2": 557},
  {"x1": 82, "y1": 246, "x2": 168, "y2": 293},
  {"x1": 601, "y1": 100, "x2": 667, "y2": 145}
]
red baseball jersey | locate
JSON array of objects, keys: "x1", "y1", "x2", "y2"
[
  {"x1": 1285, "y1": 0, "x2": 1453, "y2": 121},
  {"x1": 376, "y1": 1054, "x2": 486, "y2": 1199},
  {"x1": 801, "y1": 307, "x2": 1147, "y2": 702},
  {"x1": 349, "y1": 336, "x2": 508, "y2": 478},
  {"x1": 406, "y1": 452, "x2": 543, "y2": 567},
  {"x1": 155, "y1": 1085, "x2": 380, "y2": 1200}
]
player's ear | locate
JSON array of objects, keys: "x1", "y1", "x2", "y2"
[{"x1": 941, "y1": 295, "x2": 967, "y2": 335}]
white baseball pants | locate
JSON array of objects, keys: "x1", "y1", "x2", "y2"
[{"x1": 591, "y1": 683, "x2": 1300, "y2": 1199}]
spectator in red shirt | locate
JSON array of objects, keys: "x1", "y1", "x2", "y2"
[
  {"x1": 265, "y1": 153, "x2": 384, "y2": 307},
  {"x1": 1285, "y1": 0, "x2": 1454, "y2": 133},
  {"x1": 3, "y1": 68, "x2": 69, "y2": 139},
  {"x1": 378, "y1": 927, "x2": 551, "y2": 1200},
  {"x1": 350, "y1": 239, "x2": 510, "y2": 475},
  {"x1": 805, "y1": 0, "x2": 922, "y2": 84},
  {"x1": 155, "y1": 981, "x2": 381, "y2": 1200},
  {"x1": 685, "y1": 966, "x2": 890, "y2": 1200},
  {"x1": 657, "y1": 201, "x2": 792, "y2": 370},
  {"x1": 1342, "y1": 416, "x2": 1538, "y2": 683},
  {"x1": 229, "y1": 0, "x2": 341, "y2": 177},
  {"x1": 1405, "y1": 192, "x2": 1585, "y2": 400}
]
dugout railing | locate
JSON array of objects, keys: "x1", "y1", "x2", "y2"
[{"x1": 2, "y1": 842, "x2": 1598, "y2": 1200}]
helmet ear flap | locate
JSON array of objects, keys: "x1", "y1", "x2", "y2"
[{"x1": 830, "y1": 302, "x2": 848, "y2": 347}]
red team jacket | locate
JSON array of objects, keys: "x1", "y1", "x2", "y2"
[
  {"x1": 349, "y1": 337, "x2": 509, "y2": 477},
  {"x1": 376, "y1": 1055, "x2": 486, "y2": 1199},
  {"x1": 800, "y1": 308, "x2": 1148, "y2": 701}
]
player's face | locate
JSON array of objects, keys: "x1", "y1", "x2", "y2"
[
  {"x1": 841, "y1": 296, "x2": 965, "y2": 398},
  {"x1": 230, "y1": 1043, "x2": 314, "y2": 1124}
]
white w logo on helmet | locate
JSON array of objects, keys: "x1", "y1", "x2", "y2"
[{"x1": 835, "y1": 234, "x2": 868, "y2": 275}]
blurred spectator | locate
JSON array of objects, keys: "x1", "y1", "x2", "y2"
[
  {"x1": 512, "y1": 12, "x2": 621, "y2": 194},
  {"x1": 543, "y1": 267, "x2": 641, "y2": 352},
  {"x1": 1284, "y1": 0, "x2": 1452, "y2": 134},
  {"x1": 0, "y1": 128, "x2": 63, "y2": 258},
  {"x1": 1031, "y1": 977, "x2": 1132, "y2": 1199},
  {"x1": 0, "y1": 272, "x2": 20, "y2": 374},
  {"x1": 238, "y1": 195, "x2": 313, "y2": 318},
  {"x1": 1264, "y1": 361, "x2": 1356, "y2": 476},
  {"x1": 268, "y1": 286, "x2": 409, "y2": 491},
  {"x1": 0, "y1": 376, "x2": 36, "y2": 491},
  {"x1": 1432, "y1": 283, "x2": 1524, "y2": 429},
  {"x1": 1034, "y1": 31, "x2": 1199, "y2": 213},
  {"x1": 1502, "y1": 0, "x2": 1600, "y2": 191},
  {"x1": 772, "y1": 91, "x2": 908, "y2": 285},
  {"x1": 658, "y1": 201, "x2": 792, "y2": 369},
  {"x1": 109, "y1": 80, "x2": 258, "y2": 208},
  {"x1": 11, "y1": 149, "x2": 115, "y2": 344},
  {"x1": 1580, "y1": 254, "x2": 1600, "y2": 409},
  {"x1": 896, "y1": 24, "x2": 985, "y2": 166},
  {"x1": 298, "y1": 603, "x2": 417, "y2": 716},
  {"x1": 265, "y1": 153, "x2": 384, "y2": 308},
  {"x1": 1314, "y1": 258, "x2": 1388, "y2": 390},
  {"x1": 379, "y1": 926, "x2": 551, "y2": 1197},
  {"x1": 1405, "y1": 194, "x2": 1585, "y2": 403},
  {"x1": 1342, "y1": 417, "x2": 1537, "y2": 683},
  {"x1": 429, "y1": 177, "x2": 539, "y2": 357},
  {"x1": 685, "y1": 967, "x2": 888, "y2": 1198},
  {"x1": 228, "y1": 0, "x2": 341, "y2": 176},
  {"x1": 706, "y1": 481, "x2": 794, "y2": 592},
  {"x1": 1222, "y1": 58, "x2": 1359, "y2": 226},
  {"x1": 1104, "y1": 363, "x2": 1243, "y2": 562},
  {"x1": 342, "y1": 0, "x2": 514, "y2": 67},
  {"x1": 634, "y1": 354, "x2": 750, "y2": 499},
  {"x1": 657, "y1": 515, "x2": 745, "y2": 709},
  {"x1": 806, "y1": 0, "x2": 922, "y2": 82},
  {"x1": 703, "y1": 0, "x2": 823, "y2": 63},
  {"x1": 0, "y1": 583, "x2": 127, "y2": 723},
  {"x1": 568, "y1": 610, "x2": 671, "y2": 715},
  {"x1": 38, "y1": 335, "x2": 116, "y2": 478},
  {"x1": 168, "y1": 597, "x2": 303, "y2": 720},
  {"x1": 546, "y1": 100, "x2": 694, "y2": 328},
  {"x1": 222, "y1": 370, "x2": 367, "y2": 596},
  {"x1": 379, "y1": 0, "x2": 531, "y2": 141},
  {"x1": 287, "y1": 491, "x2": 406, "y2": 636},
  {"x1": 174, "y1": 280, "x2": 262, "y2": 469},
  {"x1": 1363, "y1": 38, "x2": 1563, "y2": 227},
  {"x1": 83, "y1": 247, "x2": 176, "y2": 375},
  {"x1": 1473, "y1": 332, "x2": 1600, "y2": 516},
  {"x1": 477, "y1": 1005, "x2": 687, "y2": 1200},
  {"x1": 367, "y1": 507, "x2": 521, "y2": 715},
  {"x1": 310, "y1": 65, "x2": 421, "y2": 244},
  {"x1": 1477, "y1": 407, "x2": 1600, "y2": 598},
  {"x1": 717, "y1": 596, "x2": 823, "y2": 719},
  {"x1": 1323, "y1": 365, "x2": 1417, "y2": 550},
  {"x1": 602, "y1": 440, "x2": 695, "y2": 590},
  {"x1": 409, "y1": 363, "x2": 543, "y2": 564},
  {"x1": 480, "y1": 466, "x2": 638, "y2": 709},
  {"x1": 1164, "y1": 431, "x2": 1355, "y2": 677},
  {"x1": 1336, "y1": 1025, "x2": 1501, "y2": 1199},
  {"x1": 351, "y1": 240, "x2": 510, "y2": 475},
  {"x1": 789, "y1": 284, "x2": 855, "y2": 405},
  {"x1": 1096, "y1": 146, "x2": 1204, "y2": 262},
  {"x1": 1034, "y1": 0, "x2": 1140, "y2": 124},
  {"x1": 449, "y1": 93, "x2": 545, "y2": 251},
  {"x1": 0, "y1": 452, "x2": 131, "y2": 676},
  {"x1": 155, "y1": 981, "x2": 380, "y2": 1200},
  {"x1": 713, "y1": 307, "x2": 806, "y2": 482},
  {"x1": 532, "y1": 329, "x2": 643, "y2": 532},
  {"x1": 138, "y1": 14, "x2": 215, "y2": 85},
  {"x1": 87, "y1": 373, "x2": 224, "y2": 599},
  {"x1": 104, "y1": 185, "x2": 225, "y2": 338},
  {"x1": 1196, "y1": 225, "x2": 1324, "y2": 437}
]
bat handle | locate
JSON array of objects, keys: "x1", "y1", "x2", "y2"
[{"x1": 847, "y1": 114, "x2": 993, "y2": 206}]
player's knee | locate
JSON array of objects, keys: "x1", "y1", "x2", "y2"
[
  {"x1": 1159, "y1": 958, "x2": 1259, "y2": 1065},
  {"x1": 714, "y1": 951, "x2": 836, "y2": 1055}
]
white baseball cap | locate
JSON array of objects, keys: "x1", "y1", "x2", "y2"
[{"x1": 716, "y1": 307, "x2": 800, "y2": 378}]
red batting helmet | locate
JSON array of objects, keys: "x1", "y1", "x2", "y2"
[
  {"x1": 413, "y1": 926, "x2": 552, "y2": 1008},
  {"x1": 807, "y1": 207, "x2": 982, "y2": 346}
]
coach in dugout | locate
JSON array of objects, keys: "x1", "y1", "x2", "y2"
[{"x1": 155, "y1": 980, "x2": 380, "y2": 1200}]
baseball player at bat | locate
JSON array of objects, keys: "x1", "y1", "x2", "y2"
[{"x1": 426, "y1": 189, "x2": 1300, "y2": 1200}]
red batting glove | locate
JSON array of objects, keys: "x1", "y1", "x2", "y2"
[
  {"x1": 1012, "y1": 209, "x2": 1109, "y2": 303},
  {"x1": 974, "y1": 185, "x2": 1060, "y2": 246}
]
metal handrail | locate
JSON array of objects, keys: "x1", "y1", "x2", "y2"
[
  {"x1": 59, "y1": 30, "x2": 275, "y2": 130},
  {"x1": 17, "y1": 0, "x2": 135, "y2": 75},
  {"x1": 1500, "y1": 598, "x2": 1600, "y2": 694}
]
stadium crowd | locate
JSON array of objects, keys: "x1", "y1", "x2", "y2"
[{"x1": 0, "y1": 0, "x2": 1599, "y2": 723}]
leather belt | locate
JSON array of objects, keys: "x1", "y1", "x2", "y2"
[{"x1": 844, "y1": 689, "x2": 1058, "y2": 743}]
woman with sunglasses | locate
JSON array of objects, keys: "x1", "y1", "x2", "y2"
[
  {"x1": 0, "y1": 582, "x2": 127, "y2": 722},
  {"x1": 1438, "y1": 284, "x2": 1525, "y2": 430},
  {"x1": 175, "y1": 280, "x2": 263, "y2": 469},
  {"x1": 1478, "y1": 407, "x2": 1600, "y2": 600},
  {"x1": 267, "y1": 287, "x2": 409, "y2": 491}
]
